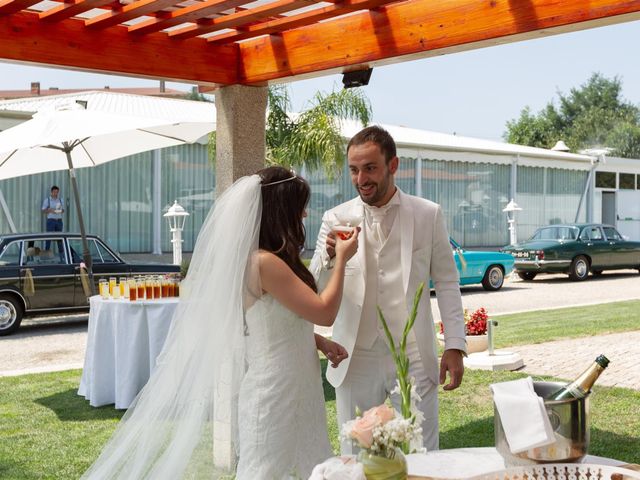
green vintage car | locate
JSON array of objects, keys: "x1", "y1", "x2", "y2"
[{"x1": 502, "y1": 224, "x2": 640, "y2": 281}]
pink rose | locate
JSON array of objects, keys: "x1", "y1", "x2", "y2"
[
  {"x1": 363, "y1": 404, "x2": 395, "y2": 425},
  {"x1": 351, "y1": 414, "x2": 377, "y2": 448}
]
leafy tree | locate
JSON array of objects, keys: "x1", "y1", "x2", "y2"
[
  {"x1": 209, "y1": 85, "x2": 371, "y2": 178},
  {"x1": 266, "y1": 84, "x2": 371, "y2": 178},
  {"x1": 504, "y1": 73, "x2": 640, "y2": 157}
]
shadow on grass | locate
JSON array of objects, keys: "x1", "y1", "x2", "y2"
[
  {"x1": 35, "y1": 388, "x2": 124, "y2": 421},
  {"x1": 441, "y1": 416, "x2": 495, "y2": 450}
]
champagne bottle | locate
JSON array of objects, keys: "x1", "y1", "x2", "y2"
[{"x1": 548, "y1": 354, "x2": 610, "y2": 400}]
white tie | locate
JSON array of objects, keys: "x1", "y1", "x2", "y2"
[{"x1": 367, "y1": 205, "x2": 390, "y2": 246}]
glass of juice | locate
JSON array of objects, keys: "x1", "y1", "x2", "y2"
[
  {"x1": 137, "y1": 277, "x2": 145, "y2": 300},
  {"x1": 153, "y1": 276, "x2": 161, "y2": 299},
  {"x1": 119, "y1": 277, "x2": 127, "y2": 298},
  {"x1": 109, "y1": 277, "x2": 117, "y2": 296},
  {"x1": 99, "y1": 279, "x2": 109, "y2": 299},
  {"x1": 145, "y1": 276, "x2": 154, "y2": 300},
  {"x1": 128, "y1": 279, "x2": 137, "y2": 301}
]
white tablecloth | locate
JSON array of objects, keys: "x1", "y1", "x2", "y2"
[
  {"x1": 78, "y1": 295, "x2": 178, "y2": 409},
  {"x1": 406, "y1": 447, "x2": 624, "y2": 478}
]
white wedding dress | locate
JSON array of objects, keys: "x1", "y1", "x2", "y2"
[{"x1": 237, "y1": 294, "x2": 333, "y2": 479}]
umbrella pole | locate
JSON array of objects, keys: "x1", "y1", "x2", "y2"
[{"x1": 65, "y1": 149, "x2": 96, "y2": 296}]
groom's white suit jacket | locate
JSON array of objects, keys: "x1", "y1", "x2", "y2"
[{"x1": 310, "y1": 189, "x2": 466, "y2": 388}]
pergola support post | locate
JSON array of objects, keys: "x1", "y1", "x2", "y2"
[
  {"x1": 212, "y1": 84, "x2": 267, "y2": 471},
  {"x1": 214, "y1": 85, "x2": 268, "y2": 194}
]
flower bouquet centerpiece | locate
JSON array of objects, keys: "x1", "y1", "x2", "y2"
[
  {"x1": 439, "y1": 307, "x2": 489, "y2": 353},
  {"x1": 341, "y1": 283, "x2": 426, "y2": 480},
  {"x1": 342, "y1": 403, "x2": 422, "y2": 480}
]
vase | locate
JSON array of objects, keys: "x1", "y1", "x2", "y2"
[
  {"x1": 465, "y1": 334, "x2": 488, "y2": 353},
  {"x1": 356, "y1": 447, "x2": 407, "y2": 480},
  {"x1": 437, "y1": 333, "x2": 488, "y2": 353}
]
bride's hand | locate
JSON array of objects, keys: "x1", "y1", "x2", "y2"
[
  {"x1": 334, "y1": 227, "x2": 359, "y2": 262},
  {"x1": 317, "y1": 337, "x2": 349, "y2": 368}
]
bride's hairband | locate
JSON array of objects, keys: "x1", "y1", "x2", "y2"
[{"x1": 262, "y1": 172, "x2": 297, "y2": 187}]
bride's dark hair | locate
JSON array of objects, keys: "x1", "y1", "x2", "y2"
[{"x1": 258, "y1": 166, "x2": 317, "y2": 292}]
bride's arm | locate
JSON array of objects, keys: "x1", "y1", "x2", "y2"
[{"x1": 258, "y1": 229, "x2": 359, "y2": 327}]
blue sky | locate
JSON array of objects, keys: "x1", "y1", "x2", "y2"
[{"x1": 1, "y1": 21, "x2": 639, "y2": 141}]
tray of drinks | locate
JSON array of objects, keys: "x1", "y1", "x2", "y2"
[{"x1": 98, "y1": 274, "x2": 180, "y2": 301}]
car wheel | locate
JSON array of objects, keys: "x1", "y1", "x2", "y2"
[
  {"x1": 482, "y1": 265, "x2": 504, "y2": 291},
  {"x1": 517, "y1": 272, "x2": 537, "y2": 281},
  {"x1": 0, "y1": 294, "x2": 24, "y2": 336},
  {"x1": 568, "y1": 255, "x2": 589, "y2": 281}
]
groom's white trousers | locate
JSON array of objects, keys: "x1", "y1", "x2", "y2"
[{"x1": 336, "y1": 337, "x2": 438, "y2": 454}]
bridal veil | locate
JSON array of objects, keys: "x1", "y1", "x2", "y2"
[{"x1": 82, "y1": 175, "x2": 263, "y2": 479}]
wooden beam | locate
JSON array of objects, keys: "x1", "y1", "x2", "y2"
[
  {"x1": 207, "y1": 0, "x2": 397, "y2": 45},
  {"x1": 127, "y1": 0, "x2": 248, "y2": 35},
  {"x1": 0, "y1": 12, "x2": 239, "y2": 85},
  {"x1": 39, "y1": 0, "x2": 116, "y2": 22},
  {"x1": 0, "y1": 0, "x2": 41, "y2": 15},
  {"x1": 238, "y1": 0, "x2": 640, "y2": 84},
  {"x1": 85, "y1": 0, "x2": 179, "y2": 29},
  {"x1": 169, "y1": 0, "x2": 314, "y2": 40}
]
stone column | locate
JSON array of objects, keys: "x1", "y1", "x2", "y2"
[
  {"x1": 212, "y1": 84, "x2": 267, "y2": 471},
  {"x1": 214, "y1": 85, "x2": 268, "y2": 193}
]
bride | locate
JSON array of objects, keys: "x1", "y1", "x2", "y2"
[{"x1": 82, "y1": 166, "x2": 359, "y2": 479}]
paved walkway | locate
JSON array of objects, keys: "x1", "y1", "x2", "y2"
[{"x1": 506, "y1": 331, "x2": 640, "y2": 390}]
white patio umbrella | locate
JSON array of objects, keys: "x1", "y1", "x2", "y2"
[{"x1": 0, "y1": 104, "x2": 215, "y2": 294}]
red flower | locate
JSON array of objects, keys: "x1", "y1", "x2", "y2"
[
  {"x1": 465, "y1": 307, "x2": 488, "y2": 336},
  {"x1": 439, "y1": 307, "x2": 489, "y2": 336}
]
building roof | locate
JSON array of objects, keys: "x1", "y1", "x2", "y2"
[
  {"x1": 340, "y1": 120, "x2": 595, "y2": 167},
  {"x1": 0, "y1": 85, "x2": 187, "y2": 101},
  {"x1": 0, "y1": 90, "x2": 594, "y2": 168},
  {"x1": 0, "y1": 90, "x2": 216, "y2": 125}
]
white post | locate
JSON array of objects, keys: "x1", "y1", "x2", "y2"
[{"x1": 171, "y1": 227, "x2": 182, "y2": 266}]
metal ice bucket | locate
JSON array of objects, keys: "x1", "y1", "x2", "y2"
[{"x1": 495, "y1": 381, "x2": 590, "y2": 466}]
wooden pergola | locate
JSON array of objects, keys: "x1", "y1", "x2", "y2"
[{"x1": 0, "y1": 0, "x2": 639, "y2": 87}]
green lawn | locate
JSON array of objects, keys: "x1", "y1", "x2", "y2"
[
  {"x1": 492, "y1": 299, "x2": 640, "y2": 347},
  {"x1": 1, "y1": 299, "x2": 639, "y2": 479}
]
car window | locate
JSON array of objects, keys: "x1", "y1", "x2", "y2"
[
  {"x1": 532, "y1": 227, "x2": 578, "y2": 240},
  {"x1": 23, "y1": 239, "x2": 67, "y2": 265},
  {"x1": 96, "y1": 241, "x2": 119, "y2": 263},
  {"x1": 0, "y1": 241, "x2": 22, "y2": 266},
  {"x1": 68, "y1": 239, "x2": 102, "y2": 264},
  {"x1": 603, "y1": 227, "x2": 622, "y2": 241},
  {"x1": 588, "y1": 227, "x2": 603, "y2": 241}
]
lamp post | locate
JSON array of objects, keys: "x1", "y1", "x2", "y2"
[
  {"x1": 163, "y1": 201, "x2": 190, "y2": 266},
  {"x1": 502, "y1": 199, "x2": 522, "y2": 246}
]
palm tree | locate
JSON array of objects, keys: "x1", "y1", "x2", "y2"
[
  {"x1": 266, "y1": 84, "x2": 371, "y2": 178},
  {"x1": 208, "y1": 85, "x2": 371, "y2": 177}
]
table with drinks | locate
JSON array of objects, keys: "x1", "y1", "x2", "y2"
[{"x1": 78, "y1": 275, "x2": 181, "y2": 409}]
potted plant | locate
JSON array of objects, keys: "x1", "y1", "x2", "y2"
[{"x1": 438, "y1": 307, "x2": 489, "y2": 354}]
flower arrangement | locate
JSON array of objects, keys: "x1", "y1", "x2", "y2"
[
  {"x1": 439, "y1": 307, "x2": 489, "y2": 336},
  {"x1": 465, "y1": 307, "x2": 488, "y2": 336},
  {"x1": 341, "y1": 403, "x2": 422, "y2": 459}
]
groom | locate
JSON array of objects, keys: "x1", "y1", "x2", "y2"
[{"x1": 310, "y1": 125, "x2": 466, "y2": 453}]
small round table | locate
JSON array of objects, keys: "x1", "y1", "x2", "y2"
[{"x1": 78, "y1": 295, "x2": 178, "y2": 409}]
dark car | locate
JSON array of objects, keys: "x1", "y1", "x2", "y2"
[
  {"x1": 0, "y1": 233, "x2": 180, "y2": 335},
  {"x1": 501, "y1": 224, "x2": 640, "y2": 282}
]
